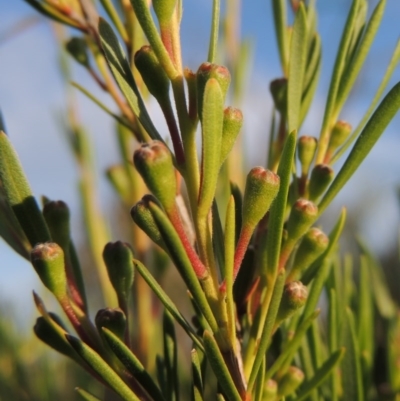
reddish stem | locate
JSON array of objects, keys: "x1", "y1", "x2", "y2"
[
  {"x1": 220, "y1": 225, "x2": 253, "y2": 292},
  {"x1": 169, "y1": 207, "x2": 208, "y2": 279}
]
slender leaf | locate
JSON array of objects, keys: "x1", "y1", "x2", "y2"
[
  {"x1": 163, "y1": 310, "x2": 179, "y2": 401},
  {"x1": 191, "y1": 348, "x2": 204, "y2": 401},
  {"x1": 287, "y1": 3, "x2": 308, "y2": 132},
  {"x1": 262, "y1": 130, "x2": 297, "y2": 280},
  {"x1": 272, "y1": 0, "x2": 289, "y2": 74},
  {"x1": 341, "y1": 308, "x2": 364, "y2": 401},
  {"x1": 102, "y1": 328, "x2": 166, "y2": 401},
  {"x1": 129, "y1": 0, "x2": 177, "y2": 79},
  {"x1": 133, "y1": 259, "x2": 203, "y2": 350},
  {"x1": 316, "y1": 0, "x2": 361, "y2": 163},
  {"x1": 198, "y1": 78, "x2": 224, "y2": 219},
  {"x1": 265, "y1": 310, "x2": 320, "y2": 381},
  {"x1": 331, "y1": 39, "x2": 400, "y2": 164},
  {"x1": 0, "y1": 131, "x2": 51, "y2": 246},
  {"x1": 248, "y1": 269, "x2": 286, "y2": 392},
  {"x1": 66, "y1": 335, "x2": 140, "y2": 401},
  {"x1": 203, "y1": 330, "x2": 242, "y2": 401},
  {"x1": 319, "y1": 80, "x2": 400, "y2": 213},
  {"x1": 208, "y1": 0, "x2": 220, "y2": 63},
  {"x1": 75, "y1": 387, "x2": 102, "y2": 401},
  {"x1": 357, "y1": 239, "x2": 396, "y2": 319},
  {"x1": 296, "y1": 348, "x2": 345, "y2": 401},
  {"x1": 334, "y1": 0, "x2": 386, "y2": 115},
  {"x1": 98, "y1": 18, "x2": 163, "y2": 142}
]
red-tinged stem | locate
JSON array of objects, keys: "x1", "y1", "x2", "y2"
[
  {"x1": 160, "y1": 27, "x2": 176, "y2": 67},
  {"x1": 60, "y1": 298, "x2": 95, "y2": 349},
  {"x1": 169, "y1": 207, "x2": 208, "y2": 279},
  {"x1": 220, "y1": 225, "x2": 254, "y2": 292}
]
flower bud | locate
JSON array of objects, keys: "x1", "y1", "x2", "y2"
[
  {"x1": 31, "y1": 242, "x2": 67, "y2": 299},
  {"x1": 134, "y1": 46, "x2": 170, "y2": 104},
  {"x1": 196, "y1": 62, "x2": 231, "y2": 119},
  {"x1": 131, "y1": 195, "x2": 166, "y2": 249},
  {"x1": 276, "y1": 281, "x2": 308, "y2": 323},
  {"x1": 153, "y1": 0, "x2": 177, "y2": 25},
  {"x1": 298, "y1": 136, "x2": 318, "y2": 176},
  {"x1": 327, "y1": 120, "x2": 351, "y2": 154},
  {"x1": 65, "y1": 37, "x2": 90, "y2": 68},
  {"x1": 263, "y1": 379, "x2": 278, "y2": 400},
  {"x1": 43, "y1": 200, "x2": 71, "y2": 251},
  {"x1": 308, "y1": 164, "x2": 334, "y2": 201},
  {"x1": 288, "y1": 227, "x2": 329, "y2": 281},
  {"x1": 34, "y1": 313, "x2": 75, "y2": 358},
  {"x1": 133, "y1": 141, "x2": 176, "y2": 212},
  {"x1": 95, "y1": 307, "x2": 126, "y2": 342},
  {"x1": 220, "y1": 107, "x2": 243, "y2": 165},
  {"x1": 270, "y1": 78, "x2": 287, "y2": 116},
  {"x1": 277, "y1": 366, "x2": 305, "y2": 397},
  {"x1": 242, "y1": 167, "x2": 280, "y2": 229},
  {"x1": 286, "y1": 199, "x2": 318, "y2": 242},
  {"x1": 103, "y1": 241, "x2": 134, "y2": 307}
]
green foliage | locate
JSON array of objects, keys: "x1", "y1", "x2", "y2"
[{"x1": 1, "y1": 1, "x2": 400, "y2": 400}]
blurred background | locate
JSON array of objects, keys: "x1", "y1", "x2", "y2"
[{"x1": 0, "y1": 0, "x2": 399, "y2": 398}]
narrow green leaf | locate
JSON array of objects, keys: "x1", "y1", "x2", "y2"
[
  {"x1": 102, "y1": 328, "x2": 166, "y2": 401},
  {"x1": 212, "y1": 200, "x2": 225, "y2": 279},
  {"x1": 71, "y1": 82, "x2": 132, "y2": 130},
  {"x1": 388, "y1": 315, "x2": 400, "y2": 392},
  {"x1": 134, "y1": 259, "x2": 203, "y2": 350},
  {"x1": 208, "y1": 0, "x2": 220, "y2": 63},
  {"x1": 357, "y1": 254, "x2": 374, "y2": 372},
  {"x1": 0, "y1": 181, "x2": 30, "y2": 259},
  {"x1": 191, "y1": 348, "x2": 204, "y2": 401},
  {"x1": 296, "y1": 348, "x2": 345, "y2": 401},
  {"x1": 334, "y1": 0, "x2": 386, "y2": 115},
  {"x1": 0, "y1": 131, "x2": 51, "y2": 246},
  {"x1": 248, "y1": 269, "x2": 286, "y2": 392},
  {"x1": 224, "y1": 196, "x2": 236, "y2": 345},
  {"x1": 98, "y1": 18, "x2": 163, "y2": 142},
  {"x1": 66, "y1": 335, "x2": 140, "y2": 401},
  {"x1": 300, "y1": 35, "x2": 321, "y2": 125},
  {"x1": 287, "y1": 3, "x2": 308, "y2": 132},
  {"x1": 198, "y1": 78, "x2": 224, "y2": 219},
  {"x1": 262, "y1": 130, "x2": 297, "y2": 280},
  {"x1": 328, "y1": 289, "x2": 340, "y2": 401},
  {"x1": 331, "y1": 39, "x2": 400, "y2": 164},
  {"x1": 341, "y1": 308, "x2": 364, "y2": 401},
  {"x1": 357, "y1": 239, "x2": 396, "y2": 319},
  {"x1": 316, "y1": 0, "x2": 361, "y2": 163},
  {"x1": 317, "y1": 84, "x2": 400, "y2": 215},
  {"x1": 203, "y1": 330, "x2": 242, "y2": 401},
  {"x1": 98, "y1": 0, "x2": 128, "y2": 43},
  {"x1": 163, "y1": 310, "x2": 179, "y2": 401},
  {"x1": 147, "y1": 201, "x2": 219, "y2": 333},
  {"x1": 129, "y1": 0, "x2": 177, "y2": 79},
  {"x1": 75, "y1": 387, "x2": 102, "y2": 401},
  {"x1": 253, "y1": 356, "x2": 266, "y2": 401},
  {"x1": 265, "y1": 310, "x2": 320, "y2": 381},
  {"x1": 272, "y1": 0, "x2": 289, "y2": 74}
]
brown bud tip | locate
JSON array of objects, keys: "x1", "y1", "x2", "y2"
[
  {"x1": 31, "y1": 242, "x2": 67, "y2": 298},
  {"x1": 242, "y1": 167, "x2": 280, "y2": 228}
]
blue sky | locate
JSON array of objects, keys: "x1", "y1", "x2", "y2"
[{"x1": 0, "y1": 1, "x2": 399, "y2": 322}]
